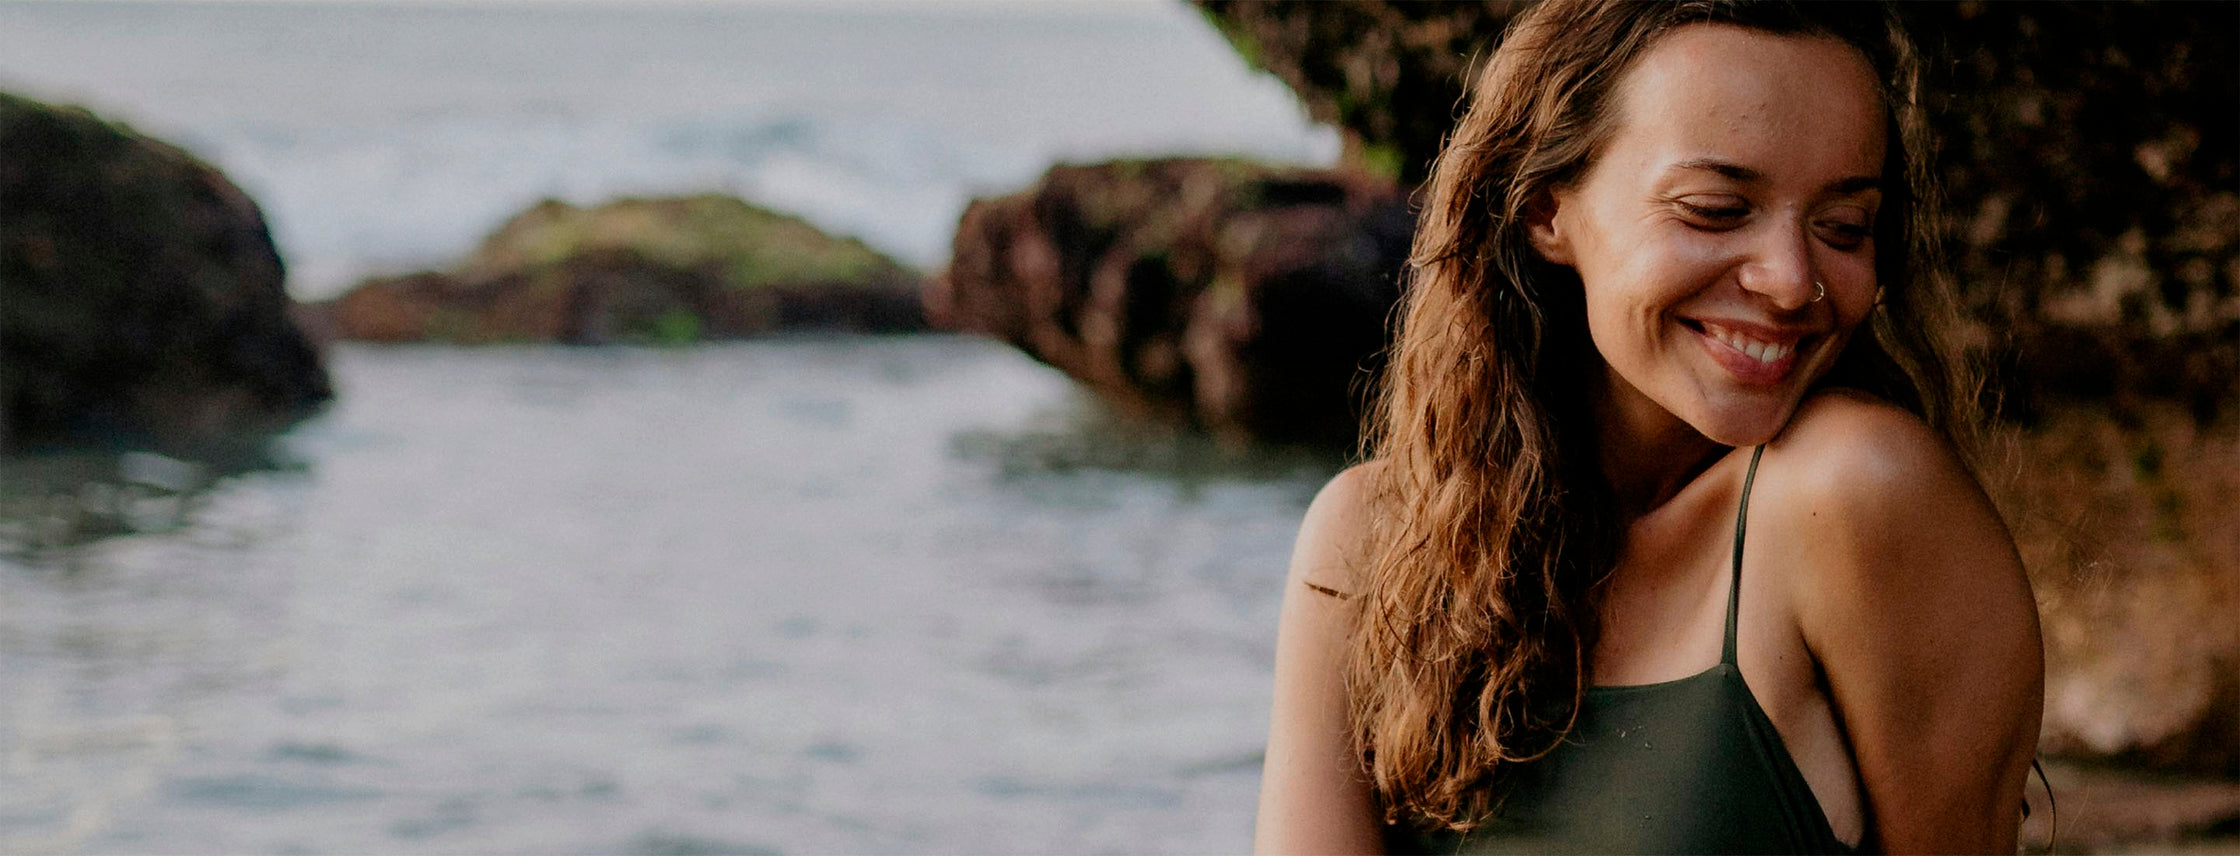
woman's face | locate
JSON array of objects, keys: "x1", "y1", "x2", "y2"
[{"x1": 1530, "y1": 24, "x2": 1887, "y2": 446}]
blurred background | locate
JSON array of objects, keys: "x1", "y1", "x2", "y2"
[{"x1": 0, "y1": 0, "x2": 2232, "y2": 852}]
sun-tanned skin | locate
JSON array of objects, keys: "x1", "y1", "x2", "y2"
[{"x1": 1256, "y1": 25, "x2": 2041, "y2": 855}]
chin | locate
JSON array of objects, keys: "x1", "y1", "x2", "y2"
[{"x1": 1684, "y1": 395, "x2": 1803, "y2": 447}]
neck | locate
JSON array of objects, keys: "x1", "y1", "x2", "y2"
[{"x1": 1594, "y1": 369, "x2": 1726, "y2": 517}]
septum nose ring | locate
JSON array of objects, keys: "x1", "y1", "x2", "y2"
[{"x1": 1810, "y1": 281, "x2": 1826, "y2": 303}]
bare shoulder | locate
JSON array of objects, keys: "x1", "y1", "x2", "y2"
[
  {"x1": 1258, "y1": 459, "x2": 1389, "y2": 852},
  {"x1": 1288, "y1": 459, "x2": 1386, "y2": 597},
  {"x1": 1755, "y1": 388, "x2": 2023, "y2": 615},
  {"x1": 1756, "y1": 394, "x2": 2042, "y2": 850},
  {"x1": 1764, "y1": 388, "x2": 1975, "y2": 501}
]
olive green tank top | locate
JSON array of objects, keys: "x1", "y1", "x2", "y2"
[{"x1": 1388, "y1": 445, "x2": 1856, "y2": 855}]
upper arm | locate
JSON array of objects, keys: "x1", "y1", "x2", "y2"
[
  {"x1": 1254, "y1": 463, "x2": 1386, "y2": 855},
  {"x1": 1782, "y1": 397, "x2": 2043, "y2": 853}
]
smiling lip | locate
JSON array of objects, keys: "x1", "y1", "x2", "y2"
[{"x1": 1683, "y1": 318, "x2": 1812, "y2": 386}]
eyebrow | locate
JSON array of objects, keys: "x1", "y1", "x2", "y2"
[
  {"x1": 1674, "y1": 158, "x2": 1762, "y2": 182},
  {"x1": 1670, "y1": 158, "x2": 1882, "y2": 194}
]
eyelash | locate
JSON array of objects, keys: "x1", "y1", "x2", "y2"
[
  {"x1": 1678, "y1": 202, "x2": 1749, "y2": 222},
  {"x1": 1676, "y1": 202, "x2": 1873, "y2": 248},
  {"x1": 1819, "y1": 220, "x2": 1871, "y2": 239}
]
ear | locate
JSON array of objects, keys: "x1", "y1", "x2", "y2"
[{"x1": 1524, "y1": 189, "x2": 1576, "y2": 266}]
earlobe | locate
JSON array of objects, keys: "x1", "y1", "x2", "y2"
[{"x1": 1525, "y1": 192, "x2": 1574, "y2": 266}]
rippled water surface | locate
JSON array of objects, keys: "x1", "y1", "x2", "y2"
[{"x1": 0, "y1": 338, "x2": 1333, "y2": 853}]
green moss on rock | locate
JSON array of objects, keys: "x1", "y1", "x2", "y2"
[{"x1": 316, "y1": 195, "x2": 925, "y2": 344}]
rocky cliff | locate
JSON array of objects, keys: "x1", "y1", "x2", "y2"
[{"x1": 932, "y1": 158, "x2": 1412, "y2": 445}]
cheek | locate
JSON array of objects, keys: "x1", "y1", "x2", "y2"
[
  {"x1": 1578, "y1": 239, "x2": 1721, "y2": 355},
  {"x1": 1829, "y1": 259, "x2": 1881, "y2": 333}
]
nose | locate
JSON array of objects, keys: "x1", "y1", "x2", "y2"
[{"x1": 1734, "y1": 220, "x2": 1818, "y2": 311}]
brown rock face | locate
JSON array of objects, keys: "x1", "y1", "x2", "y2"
[
  {"x1": 2000, "y1": 406, "x2": 2240, "y2": 779},
  {"x1": 315, "y1": 195, "x2": 925, "y2": 345},
  {"x1": 0, "y1": 93, "x2": 332, "y2": 450},
  {"x1": 1194, "y1": 1, "x2": 1529, "y2": 187},
  {"x1": 933, "y1": 159, "x2": 1411, "y2": 445},
  {"x1": 1917, "y1": 2, "x2": 2240, "y2": 426}
]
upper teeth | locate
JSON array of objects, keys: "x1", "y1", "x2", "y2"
[{"x1": 1705, "y1": 325, "x2": 1795, "y2": 364}]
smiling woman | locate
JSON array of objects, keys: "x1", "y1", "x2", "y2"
[
  {"x1": 1534, "y1": 24, "x2": 1890, "y2": 455},
  {"x1": 1254, "y1": 1, "x2": 2042, "y2": 854}
]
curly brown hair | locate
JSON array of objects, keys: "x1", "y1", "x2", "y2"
[{"x1": 1349, "y1": 0, "x2": 1982, "y2": 832}]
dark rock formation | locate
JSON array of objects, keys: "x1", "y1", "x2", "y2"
[
  {"x1": 0, "y1": 92, "x2": 332, "y2": 451},
  {"x1": 1913, "y1": 2, "x2": 2239, "y2": 425},
  {"x1": 314, "y1": 195, "x2": 924, "y2": 344},
  {"x1": 931, "y1": 158, "x2": 1411, "y2": 445},
  {"x1": 1196, "y1": 0, "x2": 2240, "y2": 424},
  {"x1": 1194, "y1": 1, "x2": 1527, "y2": 188}
]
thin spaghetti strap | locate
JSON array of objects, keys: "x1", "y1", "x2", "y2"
[{"x1": 1724, "y1": 445, "x2": 1766, "y2": 667}]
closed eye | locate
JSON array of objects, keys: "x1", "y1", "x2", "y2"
[
  {"x1": 1676, "y1": 200, "x2": 1749, "y2": 228},
  {"x1": 1813, "y1": 219, "x2": 1873, "y2": 251}
]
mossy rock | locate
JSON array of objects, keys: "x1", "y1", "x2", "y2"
[
  {"x1": 467, "y1": 195, "x2": 902, "y2": 295},
  {"x1": 317, "y1": 195, "x2": 925, "y2": 344}
]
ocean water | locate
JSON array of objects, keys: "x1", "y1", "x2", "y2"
[
  {"x1": 0, "y1": 338, "x2": 1336, "y2": 852},
  {"x1": 0, "y1": 0, "x2": 1339, "y2": 298},
  {"x1": 1, "y1": 5, "x2": 1341, "y2": 849}
]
